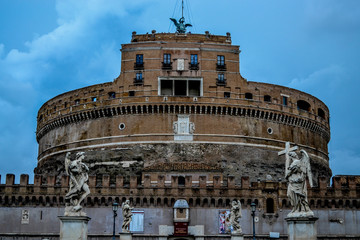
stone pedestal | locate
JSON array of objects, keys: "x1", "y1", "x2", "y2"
[
  {"x1": 231, "y1": 233, "x2": 244, "y2": 240},
  {"x1": 59, "y1": 216, "x2": 91, "y2": 240},
  {"x1": 120, "y1": 232, "x2": 132, "y2": 240},
  {"x1": 286, "y1": 217, "x2": 318, "y2": 240}
]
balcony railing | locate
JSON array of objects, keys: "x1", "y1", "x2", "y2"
[
  {"x1": 216, "y1": 63, "x2": 227, "y2": 71},
  {"x1": 216, "y1": 79, "x2": 227, "y2": 86},
  {"x1": 133, "y1": 78, "x2": 144, "y2": 85},
  {"x1": 189, "y1": 62, "x2": 199, "y2": 70},
  {"x1": 162, "y1": 62, "x2": 172, "y2": 70},
  {"x1": 134, "y1": 62, "x2": 144, "y2": 70}
]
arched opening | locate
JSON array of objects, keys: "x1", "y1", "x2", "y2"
[
  {"x1": 264, "y1": 95, "x2": 271, "y2": 102},
  {"x1": 245, "y1": 92, "x2": 253, "y2": 100},
  {"x1": 297, "y1": 100, "x2": 311, "y2": 112},
  {"x1": 318, "y1": 108, "x2": 325, "y2": 119}
]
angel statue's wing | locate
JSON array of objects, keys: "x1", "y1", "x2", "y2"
[
  {"x1": 300, "y1": 149, "x2": 313, "y2": 187},
  {"x1": 65, "y1": 152, "x2": 71, "y2": 175},
  {"x1": 170, "y1": 18, "x2": 178, "y2": 26},
  {"x1": 185, "y1": 23, "x2": 193, "y2": 28}
]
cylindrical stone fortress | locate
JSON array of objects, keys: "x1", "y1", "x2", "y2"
[{"x1": 35, "y1": 32, "x2": 331, "y2": 184}]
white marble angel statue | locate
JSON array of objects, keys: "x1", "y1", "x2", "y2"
[
  {"x1": 283, "y1": 145, "x2": 314, "y2": 217},
  {"x1": 122, "y1": 200, "x2": 133, "y2": 232},
  {"x1": 230, "y1": 200, "x2": 242, "y2": 234},
  {"x1": 64, "y1": 152, "x2": 90, "y2": 216}
]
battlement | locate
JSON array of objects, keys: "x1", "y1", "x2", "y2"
[
  {"x1": 1, "y1": 174, "x2": 359, "y2": 210},
  {"x1": 129, "y1": 31, "x2": 232, "y2": 44}
]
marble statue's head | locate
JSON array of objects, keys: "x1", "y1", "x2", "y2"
[
  {"x1": 76, "y1": 152, "x2": 85, "y2": 160},
  {"x1": 289, "y1": 152, "x2": 298, "y2": 158}
]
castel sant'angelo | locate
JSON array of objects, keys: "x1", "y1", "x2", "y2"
[{"x1": 1, "y1": 6, "x2": 360, "y2": 240}]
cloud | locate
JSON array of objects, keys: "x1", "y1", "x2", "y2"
[
  {"x1": 330, "y1": 149, "x2": 360, "y2": 176},
  {"x1": 288, "y1": 65, "x2": 344, "y2": 98},
  {"x1": 0, "y1": 0, "x2": 154, "y2": 181},
  {"x1": 305, "y1": 0, "x2": 360, "y2": 36}
]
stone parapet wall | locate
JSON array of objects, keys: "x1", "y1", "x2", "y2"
[{"x1": 1, "y1": 174, "x2": 359, "y2": 210}]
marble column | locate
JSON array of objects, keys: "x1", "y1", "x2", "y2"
[
  {"x1": 286, "y1": 217, "x2": 318, "y2": 240},
  {"x1": 59, "y1": 216, "x2": 91, "y2": 240}
]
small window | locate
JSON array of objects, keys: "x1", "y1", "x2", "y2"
[
  {"x1": 136, "y1": 54, "x2": 143, "y2": 64},
  {"x1": 164, "y1": 54, "x2": 171, "y2": 64},
  {"x1": 264, "y1": 95, "x2": 271, "y2": 102},
  {"x1": 189, "y1": 54, "x2": 199, "y2": 70},
  {"x1": 108, "y1": 92, "x2": 116, "y2": 99},
  {"x1": 224, "y1": 92, "x2": 230, "y2": 98},
  {"x1": 191, "y1": 54, "x2": 198, "y2": 64},
  {"x1": 91, "y1": 97, "x2": 97, "y2": 102},
  {"x1": 297, "y1": 100, "x2": 311, "y2": 112},
  {"x1": 217, "y1": 74, "x2": 226, "y2": 85},
  {"x1": 136, "y1": 73, "x2": 142, "y2": 80},
  {"x1": 245, "y1": 93, "x2": 253, "y2": 100},
  {"x1": 129, "y1": 91, "x2": 135, "y2": 97},
  {"x1": 134, "y1": 54, "x2": 144, "y2": 70},
  {"x1": 282, "y1": 96, "x2": 288, "y2": 106},
  {"x1": 318, "y1": 108, "x2": 325, "y2": 119},
  {"x1": 266, "y1": 198, "x2": 275, "y2": 213},
  {"x1": 178, "y1": 176, "x2": 185, "y2": 186},
  {"x1": 75, "y1": 99, "x2": 80, "y2": 105},
  {"x1": 217, "y1": 55, "x2": 225, "y2": 65}
]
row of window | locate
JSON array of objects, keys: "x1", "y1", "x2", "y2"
[{"x1": 134, "y1": 54, "x2": 226, "y2": 71}]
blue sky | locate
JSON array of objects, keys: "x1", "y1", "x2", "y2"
[{"x1": 0, "y1": 0, "x2": 360, "y2": 183}]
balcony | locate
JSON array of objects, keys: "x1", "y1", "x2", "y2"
[
  {"x1": 216, "y1": 79, "x2": 227, "y2": 86},
  {"x1": 134, "y1": 62, "x2": 144, "y2": 70},
  {"x1": 162, "y1": 62, "x2": 172, "y2": 70},
  {"x1": 189, "y1": 62, "x2": 199, "y2": 70},
  {"x1": 133, "y1": 78, "x2": 144, "y2": 85},
  {"x1": 216, "y1": 63, "x2": 227, "y2": 71}
]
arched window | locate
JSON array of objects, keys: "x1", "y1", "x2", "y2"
[
  {"x1": 245, "y1": 93, "x2": 253, "y2": 100},
  {"x1": 264, "y1": 95, "x2": 271, "y2": 102},
  {"x1": 297, "y1": 100, "x2": 311, "y2": 112},
  {"x1": 318, "y1": 108, "x2": 325, "y2": 119}
]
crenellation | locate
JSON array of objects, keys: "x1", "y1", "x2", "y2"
[
  {"x1": 6, "y1": 174, "x2": 15, "y2": 186},
  {"x1": 19, "y1": 174, "x2": 29, "y2": 186}
]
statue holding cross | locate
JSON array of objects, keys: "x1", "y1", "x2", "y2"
[{"x1": 278, "y1": 142, "x2": 314, "y2": 218}]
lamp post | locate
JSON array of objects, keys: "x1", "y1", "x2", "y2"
[
  {"x1": 112, "y1": 201, "x2": 119, "y2": 240},
  {"x1": 251, "y1": 202, "x2": 256, "y2": 240}
]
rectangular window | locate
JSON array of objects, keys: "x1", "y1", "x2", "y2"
[
  {"x1": 108, "y1": 92, "x2": 116, "y2": 99},
  {"x1": 136, "y1": 54, "x2": 143, "y2": 64},
  {"x1": 283, "y1": 96, "x2": 288, "y2": 106},
  {"x1": 191, "y1": 54, "x2": 198, "y2": 64},
  {"x1": 164, "y1": 54, "x2": 171, "y2": 64},
  {"x1": 91, "y1": 97, "x2": 97, "y2": 102},
  {"x1": 160, "y1": 78, "x2": 202, "y2": 97},
  {"x1": 136, "y1": 72, "x2": 142, "y2": 80},
  {"x1": 217, "y1": 55, "x2": 225, "y2": 65},
  {"x1": 218, "y1": 74, "x2": 224, "y2": 81}
]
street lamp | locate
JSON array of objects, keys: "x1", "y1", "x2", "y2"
[
  {"x1": 251, "y1": 202, "x2": 256, "y2": 240},
  {"x1": 112, "y1": 201, "x2": 119, "y2": 240}
]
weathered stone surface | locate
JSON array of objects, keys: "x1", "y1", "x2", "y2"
[{"x1": 35, "y1": 143, "x2": 330, "y2": 185}]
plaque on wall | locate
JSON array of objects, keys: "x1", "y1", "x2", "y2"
[{"x1": 174, "y1": 222, "x2": 188, "y2": 236}]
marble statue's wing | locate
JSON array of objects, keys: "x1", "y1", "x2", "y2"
[
  {"x1": 300, "y1": 149, "x2": 313, "y2": 187},
  {"x1": 65, "y1": 153, "x2": 71, "y2": 175}
]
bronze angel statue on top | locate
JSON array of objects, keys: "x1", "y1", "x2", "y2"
[{"x1": 170, "y1": 17, "x2": 192, "y2": 33}]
